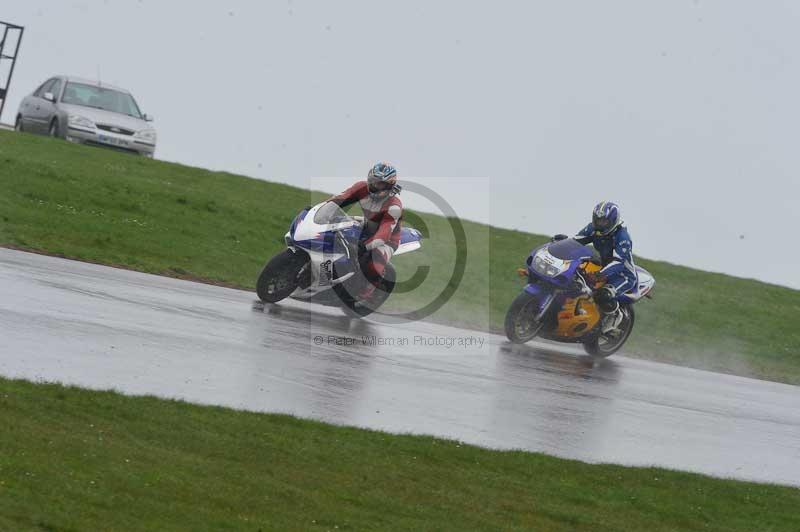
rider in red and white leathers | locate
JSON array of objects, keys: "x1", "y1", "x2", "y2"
[{"x1": 328, "y1": 162, "x2": 403, "y2": 299}]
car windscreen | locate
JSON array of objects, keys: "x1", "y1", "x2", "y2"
[
  {"x1": 313, "y1": 202, "x2": 352, "y2": 225},
  {"x1": 548, "y1": 238, "x2": 593, "y2": 261},
  {"x1": 61, "y1": 82, "x2": 142, "y2": 119}
]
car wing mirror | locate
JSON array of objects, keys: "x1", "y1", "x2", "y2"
[
  {"x1": 143, "y1": 114, "x2": 154, "y2": 122},
  {"x1": 43, "y1": 92, "x2": 56, "y2": 103}
]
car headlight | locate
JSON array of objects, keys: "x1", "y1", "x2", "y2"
[
  {"x1": 532, "y1": 249, "x2": 571, "y2": 278},
  {"x1": 135, "y1": 128, "x2": 157, "y2": 143},
  {"x1": 68, "y1": 114, "x2": 96, "y2": 129}
]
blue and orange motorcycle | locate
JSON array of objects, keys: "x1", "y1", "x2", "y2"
[{"x1": 504, "y1": 236, "x2": 655, "y2": 357}]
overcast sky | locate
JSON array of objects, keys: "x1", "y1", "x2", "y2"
[{"x1": 2, "y1": 1, "x2": 799, "y2": 288}]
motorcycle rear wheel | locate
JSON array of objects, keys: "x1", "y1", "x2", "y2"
[
  {"x1": 336, "y1": 263, "x2": 396, "y2": 318},
  {"x1": 504, "y1": 291, "x2": 546, "y2": 344},
  {"x1": 256, "y1": 249, "x2": 309, "y2": 303},
  {"x1": 583, "y1": 305, "x2": 635, "y2": 358}
]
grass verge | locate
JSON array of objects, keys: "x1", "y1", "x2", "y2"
[
  {"x1": 1, "y1": 130, "x2": 799, "y2": 383},
  {"x1": 1, "y1": 377, "x2": 798, "y2": 531}
]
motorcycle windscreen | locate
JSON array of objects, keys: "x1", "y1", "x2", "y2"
[
  {"x1": 548, "y1": 238, "x2": 594, "y2": 261},
  {"x1": 313, "y1": 202, "x2": 353, "y2": 225}
]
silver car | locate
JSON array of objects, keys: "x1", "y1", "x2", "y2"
[{"x1": 14, "y1": 75, "x2": 157, "y2": 157}]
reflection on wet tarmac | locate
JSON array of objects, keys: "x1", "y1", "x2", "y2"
[
  {"x1": 1, "y1": 248, "x2": 799, "y2": 487},
  {"x1": 491, "y1": 344, "x2": 621, "y2": 458}
]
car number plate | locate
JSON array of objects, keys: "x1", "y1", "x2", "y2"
[{"x1": 98, "y1": 134, "x2": 128, "y2": 147}]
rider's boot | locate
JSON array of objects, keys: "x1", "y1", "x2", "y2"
[
  {"x1": 601, "y1": 305, "x2": 623, "y2": 333},
  {"x1": 358, "y1": 281, "x2": 378, "y2": 301},
  {"x1": 594, "y1": 286, "x2": 623, "y2": 333}
]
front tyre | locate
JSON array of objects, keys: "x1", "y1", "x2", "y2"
[
  {"x1": 504, "y1": 291, "x2": 546, "y2": 344},
  {"x1": 256, "y1": 249, "x2": 309, "y2": 303},
  {"x1": 583, "y1": 305, "x2": 635, "y2": 358}
]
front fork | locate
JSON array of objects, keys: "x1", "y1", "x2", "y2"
[{"x1": 524, "y1": 283, "x2": 557, "y2": 322}]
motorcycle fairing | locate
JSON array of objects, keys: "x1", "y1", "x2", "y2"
[
  {"x1": 396, "y1": 227, "x2": 422, "y2": 256},
  {"x1": 553, "y1": 295, "x2": 601, "y2": 338},
  {"x1": 526, "y1": 240, "x2": 590, "y2": 288},
  {"x1": 287, "y1": 209, "x2": 309, "y2": 243},
  {"x1": 290, "y1": 203, "x2": 423, "y2": 256},
  {"x1": 524, "y1": 284, "x2": 603, "y2": 340},
  {"x1": 618, "y1": 266, "x2": 655, "y2": 303}
]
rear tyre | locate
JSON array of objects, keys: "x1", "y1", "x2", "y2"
[
  {"x1": 256, "y1": 249, "x2": 309, "y2": 303},
  {"x1": 583, "y1": 305, "x2": 635, "y2": 358},
  {"x1": 14, "y1": 115, "x2": 24, "y2": 133},
  {"x1": 504, "y1": 291, "x2": 546, "y2": 344},
  {"x1": 49, "y1": 119, "x2": 60, "y2": 138},
  {"x1": 337, "y1": 263, "x2": 396, "y2": 318}
]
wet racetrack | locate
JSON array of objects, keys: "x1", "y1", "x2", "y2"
[{"x1": 1, "y1": 248, "x2": 798, "y2": 486}]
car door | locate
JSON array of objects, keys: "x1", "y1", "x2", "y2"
[
  {"x1": 40, "y1": 78, "x2": 63, "y2": 134},
  {"x1": 18, "y1": 80, "x2": 47, "y2": 132},
  {"x1": 26, "y1": 78, "x2": 56, "y2": 133}
]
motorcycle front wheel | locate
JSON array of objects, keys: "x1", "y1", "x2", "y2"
[
  {"x1": 583, "y1": 305, "x2": 635, "y2": 358},
  {"x1": 256, "y1": 249, "x2": 309, "y2": 303},
  {"x1": 504, "y1": 291, "x2": 546, "y2": 344}
]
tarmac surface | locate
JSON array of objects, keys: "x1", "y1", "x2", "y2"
[{"x1": 1, "y1": 248, "x2": 798, "y2": 486}]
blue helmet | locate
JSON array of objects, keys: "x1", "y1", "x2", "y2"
[
  {"x1": 592, "y1": 201, "x2": 622, "y2": 236},
  {"x1": 367, "y1": 162, "x2": 399, "y2": 198}
]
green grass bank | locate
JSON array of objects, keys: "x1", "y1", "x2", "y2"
[
  {"x1": 1, "y1": 377, "x2": 798, "y2": 531},
  {"x1": 1, "y1": 130, "x2": 799, "y2": 383}
]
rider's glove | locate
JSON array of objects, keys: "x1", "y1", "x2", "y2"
[{"x1": 584, "y1": 271, "x2": 606, "y2": 288}]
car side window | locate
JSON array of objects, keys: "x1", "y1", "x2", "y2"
[
  {"x1": 35, "y1": 79, "x2": 55, "y2": 98},
  {"x1": 49, "y1": 79, "x2": 63, "y2": 101},
  {"x1": 33, "y1": 80, "x2": 51, "y2": 97}
]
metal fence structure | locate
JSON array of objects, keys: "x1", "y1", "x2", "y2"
[{"x1": 0, "y1": 20, "x2": 25, "y2": 125}]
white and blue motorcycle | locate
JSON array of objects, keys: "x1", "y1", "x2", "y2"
[{"x1": 256, "y1": 201, "x2": 423, "y2": 317}]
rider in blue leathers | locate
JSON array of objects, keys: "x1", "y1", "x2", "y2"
[{"x1": 574, "y1": 201, "x2": 637, "y2": 333}]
